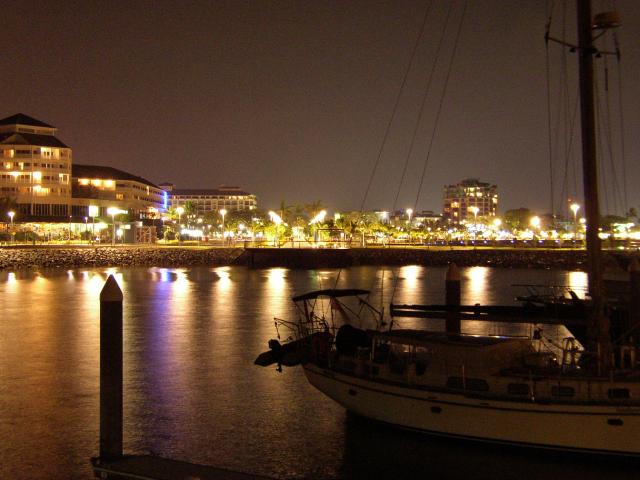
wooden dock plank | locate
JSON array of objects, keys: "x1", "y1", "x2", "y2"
[{"x1": 92, "y1": 455, "x2": 273, "y2": 480}]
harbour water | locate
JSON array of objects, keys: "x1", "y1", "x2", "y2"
[{"x1": 0, "y1": 265, "x2": 637, "y2": 479}]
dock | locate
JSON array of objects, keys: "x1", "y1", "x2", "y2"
[{"x1": 91, "y1": 455, "x2": 270, "y2": 480}]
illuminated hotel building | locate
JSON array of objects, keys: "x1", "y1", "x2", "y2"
[
  {"x1": 0, "y1": 113, "x2": 72, "y2": 218},
  {"x1": 443, "y1": 178, "x2": 498, "y2": 222},
  {"x1": 72, "y1": 165, "x2": 167, "y2": 218},
  {"x1": 160, "y1": 183, "x2": 257, "y2": 215}
]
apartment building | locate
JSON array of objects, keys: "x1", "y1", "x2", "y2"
[
  {"x1": 443, "y1": 178, "x2": 498, "y2": 222},
  {"x1": 0, "y1": 113, "x2": 72, "y2": 218},
  {"x1": 72, "y1": 164, "x2": 167, "y2": 218},
  {"x1": 160, "y1": 183, "x2": 257, "y2": 215}
]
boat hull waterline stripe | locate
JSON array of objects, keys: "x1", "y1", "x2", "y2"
[{"x1": 304, "y1": 365, "x2": 640, "y2": 455}]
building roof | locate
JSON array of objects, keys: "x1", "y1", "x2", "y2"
[
  {"x1": 72, "y1": 164, "x2": 160, "y2": 189},
  {"x1": 0, "y1": 132, "x2": 69, "y2": 148},
  {"x1": 171, "y1": 188, "x2": 254, "y2": 196},
  {"x1": 0, "y1": 113, "x2": 54, "y2": 128}
]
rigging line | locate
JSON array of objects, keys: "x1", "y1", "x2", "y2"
[
  {"x1": 554, "y1": 1, "x2": 571, "y2": 216},
  {"x1": 545, "y1": 0, "x2": 555, "y2": 217},
  {"x1": 392, "y1": 1, "x2": 453, "y2": 213},
  {"x1": 359, "y1": 1, "x2": 434, "y2": 212},
  {"x1": 414, "y1": 0, "x2": 468, "y2": 210},
  {"x1": 613, "y1": 31, "x2": 628, "y2": 212},
  {"x1": 559, "y1": 88, "x2": 581, "y2": 215},
  {"x1": 561, "y1": 3, "x2": 580, "y2": 211},
  {"x1": 600, "y1": 55, "x2": 623, "y2": 214},
  {"x1": 593, "y1": 73, "x2": 610, "y2": 215}
]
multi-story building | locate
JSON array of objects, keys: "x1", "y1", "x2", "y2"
[
  {"x1": 443, "y1": 178, "x2": 498, "y2": 222},
  {"x1": 160, "y1": 183, "x2": 257, "y2": 215},
  {"x1": 72, "y1": 164, "x2": 167, "y2": 218},
  {"x1": 0, "y1": 113, "x2": 72, "y2": 219}
]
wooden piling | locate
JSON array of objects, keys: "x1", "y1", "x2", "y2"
[
  {"x1": 445, "y1": 263, "x2": 461, "y2": 334},
  {"x1": 100, "y1": 274, "x2": 123, "y2": 461}
]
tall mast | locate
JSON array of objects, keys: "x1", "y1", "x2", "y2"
[{"x1": 576, "y1": 0, "x2": 610, "y2": 369}]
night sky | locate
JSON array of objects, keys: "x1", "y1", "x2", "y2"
[{"x1": 2, "y1": 0, "x2": 638, "y2": 215}]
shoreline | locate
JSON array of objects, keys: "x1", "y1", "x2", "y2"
[{"x1": 0, "y1": 245, "x2": 636, "y2": 272}]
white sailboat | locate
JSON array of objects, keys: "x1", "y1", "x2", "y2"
[{"x1": 256, "y1": 1, "x2": 640, "y2": 455}]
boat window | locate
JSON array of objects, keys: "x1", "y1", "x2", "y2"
[
  {"x1": 446, "y1": 377, "x2": 464, "y2": 389},
  {"x1": 363, "y1": 364, "x2": 379, "y2": 376},
  {"x1": 608, "y1": 388, "x2": 630, "y2": 399},
  {"x1": 341, "y1": 360, "x2": 357, "y2": 372},
  {"x1": 466, "y1": 378, "x2": 489, "y2": 392},
  {"x1": 551, "y1": 386, "x2": 575, "y2": 397},
  {"x1": 446, "y1": 377, "x2": 489, "y2": 392},
  {"x1": 507, "y1": 383, "x2": 530, "y2": 396}
]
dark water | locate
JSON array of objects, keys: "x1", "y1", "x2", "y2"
[{"x1": 0, "y1": 266, "x2": 636, "y2": 479}]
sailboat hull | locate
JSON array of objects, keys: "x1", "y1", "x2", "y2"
[{"x1": 304, "y1": 364, "x2": 640, "y2": 455}]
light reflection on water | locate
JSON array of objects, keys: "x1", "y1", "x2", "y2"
[{"x1": 0, "y1": 266, "x2": 636, "y2": 480}]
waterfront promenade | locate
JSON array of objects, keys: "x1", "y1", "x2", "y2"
[{"x1": 1, "y1": 244, "x2": 635, "y2": 271}]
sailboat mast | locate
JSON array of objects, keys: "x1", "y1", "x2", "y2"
[{"x1": 576, "y1": 0, "x2": 610, "y2": 367}]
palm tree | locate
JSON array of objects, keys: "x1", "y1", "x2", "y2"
[
  {"x1": 304, "y1": 200, "x2": 325, "y2": 220},
  {"x1": 278, "y1": 199, "x2": 294, "y2": 224}
]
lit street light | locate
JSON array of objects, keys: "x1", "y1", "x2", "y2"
[
  {"x1": 469, "y1": 206, "x2": 479, "y2": 223},
  {"x1": 268, "y1": 210, "x2": 282, "y2": 247},
  {"x1": 530, "y1": 216, "x2": 541, "y2": 228},
  {"x1": 309, "y1": 210, "x2": 326, "y2": 225},
  {"x1": 570, "y1": 203, "x2": 580, "y2": 239},
  {"x1": 8, "y1": 210, "x2": 15, "y2": 244},
  {"x1": 176, "y1": 206, "x2": 185, "y2": 243},
  {"x1": 89, "y1": 205, "x2": 99, "y2": 244},
  {"x1": 219, "y1": 208, "x2": 227, "y2": 239},
  {"x1": 107, "y1": 207, "x2": 124, "y2": 246},
  {"x1": 468, "y1": 206, "x2": 479, "y2": 241},
  {"x1": 406, "y1": 208, "x2": 414, "y2": 244},
  {"x1": 530, "y1": 216, "x2": 541, "y2": 240}
]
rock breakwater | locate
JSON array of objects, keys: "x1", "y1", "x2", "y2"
[
  {"x1": 0, "y1": 246, "x2": 245, "y2": 271},
  {"x1": 1, "y1": 245, "x2": 635, "y2": 272}
]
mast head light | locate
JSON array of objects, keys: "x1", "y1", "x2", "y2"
[{"x1": 592, "y1": 12, "x2": 620, "y2": 30}]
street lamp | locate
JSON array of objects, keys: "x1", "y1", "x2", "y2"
[
  {"x1": 268, "y1": 210, "x2": 282, "y2": 247},
  {"x1": 176, "y1": 206, "x2": 185, "y2": 242},
  {"x1": 219, "y1": 208, "x2": 227, "y2": 239},
  {"x1": 530, "y1": 215, "x2": 541, "y2": 240},
  {"x1": 8, "y1": 210, "x2": 15, "y2": 244},
  {"x1": 89, "y1": 205, "x2": 99, "y2": 244},
  {"x1": 469, "y1": 206, "x2": 479, "y2": 223},
  {"x1": 406, "y1": 208, "x2": 414, "y2": 244},
  {"x1": 468, "y1": 206, "x2": 479, "y2": 241},
  {"x1": 107, "y1": 207, "x2": 121, "y2": 246},
  {"x1": 570, "y1": 203, "x2": 580, "y2": 238}
]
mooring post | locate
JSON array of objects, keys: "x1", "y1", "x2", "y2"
[
  {"x1": 100, "y1": 274, "x2": 123, "y2": 460},
  {"x1": 445, "y1": 263, "x2": 461, "y2": 334}
]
